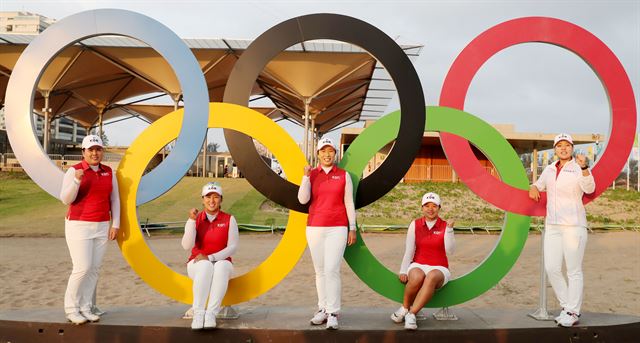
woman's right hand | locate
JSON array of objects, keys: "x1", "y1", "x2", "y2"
[
  {"x1": 74, "y1": 168, "x2": 84, "y2": 181},
  {"x1": 529, "y1": 185, "x2": 540, "y2": 202},
  {"x1": 399, "y1": 274, "x2": 408, "y2": 284},
  {"x1": 189, "y1": 208, "x2": 199, "y2": 220},
  {"x1": 303, "y1": 165, "x2": 311, "y2": 176}
]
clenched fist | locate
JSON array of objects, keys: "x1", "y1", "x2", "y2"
[
  {"x1": 74, "y1": 168, "x2": 84, "y2": 181},
  {"x1": 189, "y1": 208, "x2": 199, "y2": 220}
]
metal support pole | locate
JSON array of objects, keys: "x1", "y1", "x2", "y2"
[
  {"x1": 433, "y1": 307, "x2": 458, "y2": 320},
  {"x1": 97, "y1": 106, "x2": 104, "y2": 137},
  {"x1": 626, "y1": 158, "x2": 630, "y2": 191},
  {"x1": 217, "y1": 306, "x2": 240, "y2": 319},
  {"x1": 532, "y1": 148, "x2": 538, "y2": 183},
  {"x1": 42, "y1": 91, "x2": 51, "y2": 153},
  {"x1": 314, "y1": 129, "x2": 319, "y2": 164},
  {"x1": 202, "y1": 94, "x2": 207, "y2": 178},
  {"x1": 310, "y1": 118, "x2": 316, "y2": 166},
  {"x1": 528, "y1": 228, "x2": 554, "y2": 320},
  {"x1": 303, "y1": 98, "x2": 310, "y2": 163},
  {"x1": 202, "y1": 139, "x2": 207, "y2": 178}
]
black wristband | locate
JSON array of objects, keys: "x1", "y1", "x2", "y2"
[{"x1": 581, "y1": 165, "x2": 589, "y2": 170}]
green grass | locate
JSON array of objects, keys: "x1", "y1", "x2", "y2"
[
  {"x1": 1, "y1": 172, "x2": 638, "y2": 236},
  {"x1": 0, "y1": 173, "x2": 67, "y2": 236},
  {"x1": 136, "y1": 178, "x2": 256, "y2": 223},
  {"x1": 601, "y1": 187, "x2": 640, "y2": 201}
]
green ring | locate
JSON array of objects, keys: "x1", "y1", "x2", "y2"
[{"x1": 340, "y1": 106, "x2": 531, "y2": 307}]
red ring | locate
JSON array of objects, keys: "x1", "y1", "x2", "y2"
[{"x1": 439, "y1": 17, "x2": 637, "y2": 216}]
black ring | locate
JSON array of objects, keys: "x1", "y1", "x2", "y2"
[{"x1": 223, "y1": 13, "x2": 425, "y2": 211}]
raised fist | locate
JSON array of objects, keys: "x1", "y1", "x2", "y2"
[
  {"x1": 189, "y1": 208, "x2": 199, "y2": 220},
  {"x1": 74, "y1": 168, "x2": 84, "y2": 181}
]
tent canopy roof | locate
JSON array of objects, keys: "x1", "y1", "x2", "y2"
[{"x1": 1, "y1": 34, "x2": 422, "y2": 133}]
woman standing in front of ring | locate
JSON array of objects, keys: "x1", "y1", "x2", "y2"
[
  {"x1": 298, "y1": 137, "x2": 357, "y2": 330},
  {"x1": 60, "y1": 134, "x2": 120, "y2": 325},
  {"x1": 529, "y1": 133, "x2": 595, "y2": 327}
]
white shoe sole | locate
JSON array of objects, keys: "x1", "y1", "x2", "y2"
[
  {"x1": 559, "y1": 321, "x2": 579, "y2": 327},
  {"x1": 391, "y1": 314, "x2": 405, "y2": 323},
  {"x1": 310, "y1": 317, "x2": 327, "y2": 325},
  {"x1": 66, "y1": 318, "x2": 87, "y2": 325}
]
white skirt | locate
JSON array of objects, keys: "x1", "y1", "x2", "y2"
[{"x1": 407, "y1": 262, "x2": 451, "y2": 288}]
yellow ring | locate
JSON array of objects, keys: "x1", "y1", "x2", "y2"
[{"x1": 116, "y1": 102, "x2": 307, "y2": 304}]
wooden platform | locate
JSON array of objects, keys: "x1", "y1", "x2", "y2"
[{"x1": 1, "y1": 306, "x2": 638, "y2": 342}]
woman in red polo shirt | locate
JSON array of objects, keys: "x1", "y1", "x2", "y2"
[
  {"x1": 297, "y1": 137, "x2": 357, "y2": 330},
  {"x1": 59, "y1": 134, "x2": 120, "y2": 325},
  {"x1": 390, "y1": 192, "x2": 455, "y2": 330},
  {"x1": 181, "y1": 182, "x2": 238, "y2": 330}
]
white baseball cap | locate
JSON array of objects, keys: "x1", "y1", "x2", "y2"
[
  {"x1": 201, "y1": 182, "x2": 223, "y2": 197},
  {"x1": 421, "y1": 192, "x2": 441, "y2": 206},
  {"x1": 316, "y1": 137, "x2": 336, "y2": 152},
  {"x1": 553, "y1": 133, "x2": 573, "y2": 146},
  {"x1": 81, "y1": 134, "x2": 103, "y2": 149}
]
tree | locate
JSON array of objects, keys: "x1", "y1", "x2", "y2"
[
  {"x1": 99, "y1": 131, "x2": 109, "y2": 147},
  {"x1": 207, "y1": 142, "x2": 220, "y2": 153}
]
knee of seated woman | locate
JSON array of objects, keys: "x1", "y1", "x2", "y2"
[
  {"x1": 408, "y1": 269, "x2": 426, "y2": 283},
  {"x1": 193, "y1": 259, "x2": 214, "y2": 271},
  {"x1": 425, "y1": 270, "x2": 443, "y2": 283},
  {"x1": 213, "y1": 260, "x2": 232, "y2": 272}
]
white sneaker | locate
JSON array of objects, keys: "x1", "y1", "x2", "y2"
[
  {"x1": 91, "y1": 305, "x2": 106, "y2": 316},
  {"x1": 204, "y1": 311, "x2": 216, "y2": 329},
  {"x1": 391, "y1": 306, "x2": 409, "y2": 323},
  {"x1": 310, "y1": 309, "x2": 328, "y2": 325},
  {"x1": 191, "y1": 311, "x2": 205, "y2": 330},
  {"x1": 404, "y1": 312, "x2": 417, "y2": 330},
  {"x1": 326, "y1": 313, "x2": 338, "y2": 330},
  {"x1": 182, "y1": 307, "x2": 194, "y2": 319},
  {"x1": 80, "y1": 311, "x2": 100, "y2": 322},
  {"x1": 559, "y1": 312, "x2": 580, "y2": 327},
  {"x1": 66, "y1": 312, "x2": 88, "y2": 325},
  {"x1": 554, "y1": 309, "x2": 568, "y2": 324}
]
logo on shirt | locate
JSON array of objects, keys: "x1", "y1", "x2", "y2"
[
  {"x1": 331, "y1": 175, "x2": 341, "y2": 180},
  {"x1": 101, "y1": 172, "x2": 110, "y2": 176},
  {"x1": 433, "y1": 230, "x2": 442, "y2": 234},
  {"x1": 216, "y1": 223, "x2": 226, "y2": 227}
]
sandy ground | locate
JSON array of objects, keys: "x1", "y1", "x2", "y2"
[{"x1": 1, "y1": 232, "x2": 638, "y2": 316}]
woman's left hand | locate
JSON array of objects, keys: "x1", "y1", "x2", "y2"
[
  {"x1": 108, "y1": 227, "x2": 118, "y2": 240},
  {"x1": 576, "y1": 154, "x2": 588, "y2": 168},
  {"x1": 347, "y1": 230, "x2": 357, "y2": 246}
]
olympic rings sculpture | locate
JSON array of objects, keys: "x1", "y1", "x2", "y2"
[{"x1": 5, "y1": 10, "x2": 636, "y2": 307}]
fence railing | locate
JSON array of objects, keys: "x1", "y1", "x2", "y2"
[{"x1": 136, "y1": 220, "x2": 639, "y2": 237}]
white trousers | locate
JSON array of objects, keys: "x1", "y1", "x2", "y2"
[
  {"x1": 187, "y1": 259, "x2": 233, "y2": 314},
  {"x1": 306, "y1": 227, "x2": 348, "y2": 314},
  {"x1": 544, "y1": 224, "x2": 588, "y2": 315},
  {"x1": 64, "y1": 220, "x2": 109, "y2": 314}
]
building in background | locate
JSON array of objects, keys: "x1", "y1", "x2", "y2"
[
  {"x1": 0, "y1": 108, "x2": 87, "y2": 154},
  {"x1": 341, "y1": 122, "x2": 603, "y2": 183},
  {"x1": 0, "y1": 11, "x2": 55, "y2": 34}
]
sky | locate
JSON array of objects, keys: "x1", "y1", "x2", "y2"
[{"x1": 2, "y1": 0, "x2": 639, "y2": 151}]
